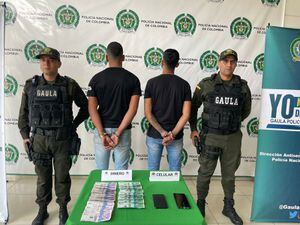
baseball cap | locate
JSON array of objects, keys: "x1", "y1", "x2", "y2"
[
  {"x1": 219, "y1": 49, "x2": 238, "y2": 61},
  {"x1": 36, "y1": 47, "x2": 61, "y2": 61}
]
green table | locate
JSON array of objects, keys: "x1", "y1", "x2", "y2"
[{"x1": 66, "y1": 170, "x2": 206, "y2": 225}]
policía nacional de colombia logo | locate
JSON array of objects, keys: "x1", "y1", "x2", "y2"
[
  {"x1": 290, "y1": 37, "x2": 300, "y2": 62},
  {"x1": 71, "y1": 155, "x2": 79, "y2": 165},
  {"x1": 86, "y1": 44, "x2": 107, "y2": 66},
  {"x1": 113, "y1": 148, "x2": 135, "y2": 165},
  {"x1": 4, "y1": 74, "x2": 18, "y2": 96},
  {"x1": 140, "y1": 117, "x2": 150, "y2": 133},
  {"x1": 261, "y1": 0, "x2": 280, "y2": 6},
  {"x1": 200, "y1": 51, "x2": 219, "y2": 73},
  {"x1": 55, "y1": 5, "x2": 80, "y2": 29},
  {"x1": 247, "y1": 117, "x2": 259, "y2": 137},
  {"x1": 181, "y1": 149, "x2": 188, "y2": 167},
  {"x1": 254, "y1": 53, "x2": 264, "y2": 74},
  {"x1": 24, "y1": 40, "x2": 47, "y2": 63},
  {"x1": 84, "y1": 117, "x2": 96, "y2": 133},
  {"x1": 174, "y1": 13, "x2": 196, "y2": 36},
  {"x1": 5, "y1": 144, "x2": 19, "y2": 164},
  {"x1": 196, "y1": 117, "x2": 202, "y2": 132},
  {"x1": 230, "y1": 17, "x2": 252, "y2": 39},
  {"x1": 144, "y1": 47, "x2": 164, "y2": 69},
  {"x1": 116, "y1": 9, "x2": 139, "y2": 32},
  {"x1": 1, "y1": 1, "x2": 17, "y2": 25},
  {"x1": 166, "y1": 148, "x2": 188, "y2": 167}
]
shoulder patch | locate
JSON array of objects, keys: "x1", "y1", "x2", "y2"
[
  {"x1": 25, "y1": 78, "x2": 32, "y2": 84},
  {"x1": 210, "y1": 73, "x2": 218, "y2": 80},
  {"x1": 64, "y1": 75, "x2": 72, "y2": 80},
  {"x1": 202, "y1": 77, "x2": 211, "y2": 82},
  {"x1": 234, "y1": 74, "x2": 241, "y2": 80},
  {"x1": 241, "y1": 79, "x2": 248, "y2": 85},
  {"x1": 64, "y1": 76, "x2": 76, "y2": 85}
]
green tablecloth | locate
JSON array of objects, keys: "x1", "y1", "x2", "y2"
[{"x1": 66, "y1": 170, "x2": 206, "y2": 225}]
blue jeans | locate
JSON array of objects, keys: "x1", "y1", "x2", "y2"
[
  {"x1": 146, "y1": 136, "x2": 183, "y2": 171},
  {"x1": 94, "y1": 128, "x2": 131, "y2": 170}
]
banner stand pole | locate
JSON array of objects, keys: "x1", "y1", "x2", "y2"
[{"x1": 0, "y1": 1, "x2": 9, "y2": 224}]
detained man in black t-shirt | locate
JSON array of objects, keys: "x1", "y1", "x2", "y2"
[
  {"x1": 144, "y1": 49, "x2": 191, "y2": 171},
  {"x1": 87, "y1": 42, "x2": 141, "y2": 170}
]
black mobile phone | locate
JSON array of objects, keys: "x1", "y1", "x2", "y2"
[
  {"x1": 153, "y1": 194, "x2": 168, "y2": 209},
  {"x1": 174, "y1": 193, "x2": 191, "y2": 209}
]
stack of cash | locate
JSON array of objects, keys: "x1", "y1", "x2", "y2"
[
  {"x1": 81, "y1": 182, "x2": 117, "y2": 222},
  {"x1": 117, "y1": 182, "x2": 145, "y2": 209}
]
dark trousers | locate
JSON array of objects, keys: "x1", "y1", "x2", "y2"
[
  {"x1": 33, "y1": 134, "x2": 72, "y2": 206},
  {"x1": 197, "y1": 130, "x2": 242, "y2": 200}
]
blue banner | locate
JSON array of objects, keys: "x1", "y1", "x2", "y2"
[{"x1": 251, "y1": 26, "x2": 300, "y2": 222}]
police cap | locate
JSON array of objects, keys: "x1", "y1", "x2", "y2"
[
  {"x1": 36, "y1": 47, "x2": 60, "y2": 61},
  {"x1": 219, "y1": 49, "x2": 238, "y2": 61}
]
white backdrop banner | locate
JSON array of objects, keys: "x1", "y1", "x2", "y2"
[
  {"x1": 3, "y1": 0, "x2": 285, "y2": 175},
  {"x1": 0, "y1": 2, "x2": 8, "y2": 223}
]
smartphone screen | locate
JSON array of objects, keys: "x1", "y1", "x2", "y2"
[
  {"x1": 153, "y1": 194, "x2": 168, "y2": 209},
  {"x1": 174, "y1": 193, "x2": 191, "y2": 209}
]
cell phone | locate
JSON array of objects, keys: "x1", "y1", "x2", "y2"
[
  {"x1": 174, "y1": 193, "x2": 191, "y2": 209},
  {"x1": 153, "y1": 194, "x2": 168, "y2": 209}
]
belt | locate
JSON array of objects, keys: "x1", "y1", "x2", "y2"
[
  {"x1": 202, "y1": 126, "x2": 238, "y2": 135},
  {"x1": 35, "y1": 128, "x2": 57, "y2": 137}
]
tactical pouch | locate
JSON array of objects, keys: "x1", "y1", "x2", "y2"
[
  {"x1": 52, "y1": 104, "x2": 62, "y2": 126},
  {"x1": 41, "y1": 112, "x2": 51, "y2": 126},
  {"x1": 31, "y1": 104, "x2": 41, "y2": 126},
  {"x1": 70, "y1": 133, "x2": 81, "y2": 156},
  {"x1": 203, "y1": 145, "x2": 222, "y2": 160},
  {"x1": 209, "y1": 112, "x2": 220, "y2": 129},
  {"x1": 31, "y1": 151, "x2": 52, "y2": 167},
  {"x1": 219, "y1": 111, "x2": 232, "y2": 130},
  {"x1": 24, "y1": 142, "x2": 33, "y2": 161}
]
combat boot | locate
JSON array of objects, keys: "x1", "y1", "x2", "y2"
[
  {"x1": 222, "y1": 198, "x2": 243, "y2": 225},
  {"x1": 197, "y1": 199, "x2": 206, "y2": 217},
  {"x1": 32, "y1": 205, "x2": 49, "y2": 225},
  {"x1": 59, "y1": 205, "x2": 69, "y2": 225}
]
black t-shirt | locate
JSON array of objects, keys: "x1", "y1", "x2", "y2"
[
  {"x1": 87, "y1": 67, "x2": 141, "y2": 129},
  {"x1": 144, "y1": 74, "x2": 191, "y2": 139}
]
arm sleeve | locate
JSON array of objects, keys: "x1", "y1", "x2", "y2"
[
  {"x1": 87, "y1": 77, "x2": 96, "y2": 97},
  {"x1": 241, "y1": 83, "x2": 252, "y2": 121},
  {"x1": 189, "y1": 82, "x2": 204, "y2": 131},
  {"x1": 184, "y1": 82, "x2": 192, "y2": 101},
  {"x1": 72, "y1": 81, "x2": 89, "y2": 128},
  {"x1": 132, "y1": 77, "x2": 142, "y2": 96},
  {"x1": 18, "y1": 84, "x2": 30, "y2": 139},
  {"x1": 144, "y1": 80, "x2": 152, "y2": 99}
]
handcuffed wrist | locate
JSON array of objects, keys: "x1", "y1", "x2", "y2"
[
  {"x1": 113, "y1": 132, "x2": 120, "y2": 138},
  {"x1": 100, "y1": 132, "x2": 107, "y2": 138},
  {"x1": 169, "y1": 131, "x2": 175, "y2": 139},
  {"x1": 161, "y1": 131, "x2": 168, "y2": 138}
]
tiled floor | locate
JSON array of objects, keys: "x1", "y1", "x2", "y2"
[{"x1": 2, "y1": 175, "x2": 286, "y2": 225}]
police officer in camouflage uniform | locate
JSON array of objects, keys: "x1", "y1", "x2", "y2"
[
  {"x1": 190, "y1": 49, "x2": 251, "y2": 225},
  {"x1": 18, "y1": 47, "x2": 88, "y2": 225}
]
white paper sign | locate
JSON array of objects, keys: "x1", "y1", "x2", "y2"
[
  {"x1": 149, "y1": 171, "x2": 180, "y2": 182},
  {"x1": 101, "y1": 170, "x2": 132, "y2": 181}
]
